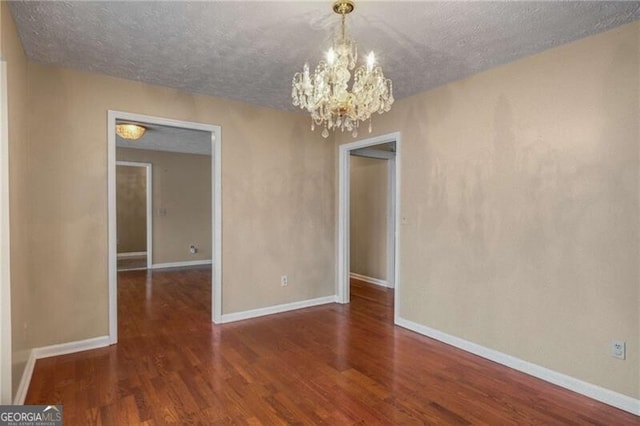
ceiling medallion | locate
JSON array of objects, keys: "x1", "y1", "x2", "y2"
[
  {"x1": 116, "y1": 123, "x2": 146, "y2": 141},
  {"x1": 292, "y1": 0, "x2": 394, "y2": 138}
]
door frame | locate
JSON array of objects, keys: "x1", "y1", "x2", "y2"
[
  {"x1": 337, "y1": 132, "x2": 401, "y2": 321},
  {"x1": 108, "y1": 110, "x2": 222, "y2": 345},
  {"x1": 116, "y1": 161, "x2": 153, "y2": 269},
  {"x1": 386, "y1": 157, "x2": 396, "y2": 289},
  {"x1": 0, "y1": 61, "x2": 13, "y2": 403}
]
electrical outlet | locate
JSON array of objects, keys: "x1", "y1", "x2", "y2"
[
  {"x1": 611, "y1": 340, "x2": 626, "y2": 360},
  {"x1": 281, "y1": 275, "x2": 288, "y2": 287}
]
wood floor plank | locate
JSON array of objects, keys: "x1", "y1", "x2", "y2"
[{"x1": 24, "y1": 267, "x2": 639, "y2": 425}]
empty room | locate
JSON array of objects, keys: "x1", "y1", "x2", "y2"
[{"x1": 0, "y1": 1, "x2": 639, "y2": 424}]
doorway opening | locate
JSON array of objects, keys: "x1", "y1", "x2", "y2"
[
  {"x1": 338, "y1": 132, "x2": 400, "y2": 322},
  {"x1": 108, "y1": 111, "x2": 222, "y2": 345},
  {"x1": 116, "y1": 161, "x2": 152, "y2": 271},
  {"x1": 349, "y1": 142, "x2": 396, "y2": 286}
]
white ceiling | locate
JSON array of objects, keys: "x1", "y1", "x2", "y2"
[
  {"x1": 8, "y1": 1, "x2": 640, "y2": 112},
  {"x1": 116, "y1": 121, "x2": 212, "y2": 155}
]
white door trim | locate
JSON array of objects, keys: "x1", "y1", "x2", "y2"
[
  {"x1": 0, "y1": 60, "x2": 13, "y2": 404},
  {"x1": 108, "y1": 110, "x2": 223, "y2": 345},
  {"x1": 337, "y1": 132, "x2": 401, "y2": 322},
  {"x1": 386, "y1": 157, "x2": 396, "y2": 288},
  {"x1": 116, "y1": 161, "x2": 153, "y2": 268}
]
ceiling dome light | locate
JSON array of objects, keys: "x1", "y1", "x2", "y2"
[
  {"x1": 292, "y1": 0, "x2": 394, "y2": 138},
  {"x1": 116, "y1": 123, "x2": 146, "y2": 140}
]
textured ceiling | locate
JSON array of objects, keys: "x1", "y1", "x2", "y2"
[
  {"x1": 9, "y1": 1, "x2": 640, "y2": 111},
  {"x1": 116, "y1": 121, "x2": 212, "y2": 155}
]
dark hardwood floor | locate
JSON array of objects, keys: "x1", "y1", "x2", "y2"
[{"x1": 26, "y1": 267, "x2": 638, "y2": 424}]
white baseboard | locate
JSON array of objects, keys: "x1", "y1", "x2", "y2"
[
  {"x1": 13, "y1": 335, "x2": 110, "y2": 405},
  {"x1": 32, "y1": 336, "x2": 110, "y2": 359},
  {"x1": 395, "y1": 317, "x2": 640, "y2": 416},
  {"x1": 350, "y1": 272, "x2": 390, "y2": 288},
  {"x1": 117, "y1": 251, "x2": 147, "y2": 259},
  {"x1": 150, "y1": 259, "x2": 212, "y2": 269},
  {"x1": 220, "y1": 295, "x2": 337, "y2": 323},
  {"x1": 13, "y1": 351, "x2": 36, "y2": 406}
]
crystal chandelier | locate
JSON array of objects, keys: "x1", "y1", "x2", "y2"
[{"x1": 292, "y1": 0, "x2": 394, "y2": 138}]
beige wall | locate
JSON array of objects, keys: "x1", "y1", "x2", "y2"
[
  {"x1": 339, "y1": 22, "x2": 640, "y2": 399},
  {"x1": 117, "y1": 148, "x2": 212, "y2": 264},
  {"x1": 1, "y1": 1, "x2": 32, "y2": 398},
  {"x1": 350, "y1": 156, "x2": 388, "y2": 281},
  {"x1": 25, "y1": 61, "x2": 335, "y2": 348},
  {"x1": 116, "y1": 165, "x2": 147, "y2": 254}
]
